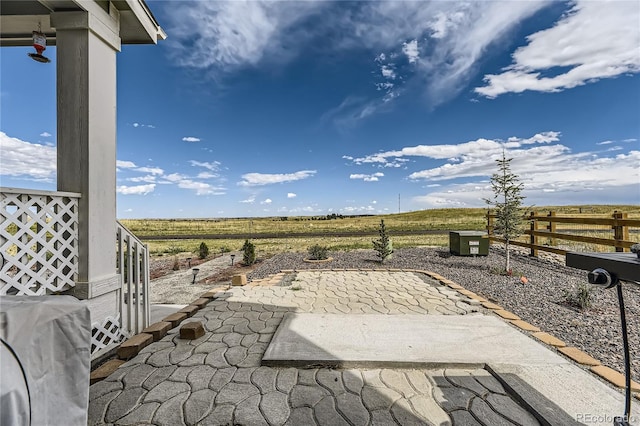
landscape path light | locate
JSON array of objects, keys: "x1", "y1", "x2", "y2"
[
  {"x1": 230, "y1": 254, "x2": 235, "y2": 266},
  {"x1": 566, "y1": 245, "x2": 640, "y2": 426},
  {"x1": 191, "y1": 268, "x2": 199, "y2": 284}
]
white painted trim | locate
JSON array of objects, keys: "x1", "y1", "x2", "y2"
[
  {"x1": 124, "y1": 0, "x2": 166, "y2": 42},
  {"x1": 50, "y1": 11, "x2": 121, "y2": 51},
  {"x1": 0, "y1": 187, "x2": 81, "y2": 198},
  {"x1": 74, "y1": 274, "x2": 121, "y2": 299}
]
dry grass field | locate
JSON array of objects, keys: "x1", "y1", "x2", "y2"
[{"x1": 120, "y1": 205, "x2": 640, "y2": 258}]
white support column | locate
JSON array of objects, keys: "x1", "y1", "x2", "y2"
[{"x1": 51, "y1": 9, "x2": 122, "y2": 322}]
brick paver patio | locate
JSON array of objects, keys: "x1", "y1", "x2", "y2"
[{"x1": 89, "y1": 271, "x2": 545, "y2": 425}]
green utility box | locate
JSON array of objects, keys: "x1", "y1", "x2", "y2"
[{"x1": 449, "y1": 231, "x2": 489, "y2": 256}]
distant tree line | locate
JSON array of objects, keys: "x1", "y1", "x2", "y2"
[{"x1": 275, "y1": 213, "x2": 376, "y2": 222}]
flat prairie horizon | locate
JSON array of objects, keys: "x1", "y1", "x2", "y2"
[
  {"x1": 121, "y1": 204, "x2": 640, "y2": 222},
  {"x1": 121, "y1": 204, "x2": 640, "y2": 256}
]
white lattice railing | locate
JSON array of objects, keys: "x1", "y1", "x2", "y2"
[
  {"x1": 117, "y1": 220, "x2": 150, "y2": 338},
  {"x1": 1, "y1": 187, "x2": 80, "y2": 295},
  {"x1": 92, "y1": 222, "x2": 150, "y2": 355},
  {"x1": 1, "y1": 188, "x2": 151, "y2": 357}
]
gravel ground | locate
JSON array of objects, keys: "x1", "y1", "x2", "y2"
[{"x1": 248, "y1": 246, "x2": 639, "y2": 383}]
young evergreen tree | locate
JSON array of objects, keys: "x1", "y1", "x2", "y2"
[
  {"x1": 372, "y1": 219, "x2": 393, "y2": 263},
  {"x1": 198, "y1": 242, "x2": 209, "y2": 259},
  {"x1": 485, "y1": 151, "x2": 525, "y2": 274},
  {"x1": 242, "y1": 239, "x2": 256, "y2": 265}
]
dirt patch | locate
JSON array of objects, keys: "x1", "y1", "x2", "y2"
[
  {"x1": 200, "y1": 262, "x2": 260, "y2": 285},
  {"x1": 150, "y1": 255, "x2": 262, "y2": 285},
  {"x1": 150, "y1": 255, "x2": 214, "y2": 280}
]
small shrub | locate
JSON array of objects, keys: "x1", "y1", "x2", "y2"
[
  {"x1": 172, "y1": 256, "x2": 180, "y2": 271},
  {"x1": 307, "y1": 244, "x2": 329, "y2": 260},
  {"x1": 490, "y1": 267, "x2": 524, "y2": 277},
  {"x1": 166, "y1": 244, "x2": 181, "y2": 255},
  {"x1": 372, "y1": 219, "x2": 393, "y2": 263},
  {"x1": 242, "y1": 239, "x2": 256, "y2": 265},
  {"x1": 563, "y1": 282, "x2": 593, "y2": 310},
  {"x1": 198, "y1": 242, "x2": 209, "y2": 259}
]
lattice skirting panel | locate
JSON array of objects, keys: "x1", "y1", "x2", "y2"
[
  {"x1": 1, "y1": 190, "x2": 79, "y2": 295},
  {"x1": 91, "y1": 314, "x2": 126, "y2": 355}
]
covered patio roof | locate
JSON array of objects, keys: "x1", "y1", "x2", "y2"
[{"x1": 0, "y1": 0, "x2": 166, "y2": 46}]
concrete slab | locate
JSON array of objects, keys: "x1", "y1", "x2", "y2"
[
  {"x1": 488, "y1": 363, "x2": 639, "y2": 425},
  {"x1": 150, "y1": 304, "x2": 187, "y2": 324},
  {"x1": 263, "y1": 312, "x2": 639, "y2": 425},
  {"x1": 262, "y1": 313, "x2": 567, "y2": 368}
]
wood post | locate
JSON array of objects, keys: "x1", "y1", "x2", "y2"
[
  {"x1": 613, "y1": 211, "x2": 629, "y2": 252},
  {"x1": 530, "y1": 211, "x2": 538, "y2": 257},
  {"x1": 547, "y1": 211, "x2": 557, "y2": 247},
  {"x1": 486, "y1": 209, "x2": 494, "y2": 237}
]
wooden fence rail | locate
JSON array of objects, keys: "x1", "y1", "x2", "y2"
[{"x1": 487, "y1": 210, "x2": 639, "y2": 257}]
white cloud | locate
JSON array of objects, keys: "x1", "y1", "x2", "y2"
[
  {"x1": 177, "y1": 179, "x2": 221, "y2": 195},
  {"x1": 40, "y1": 132, "x2": 52, "y2": 137},
  {"x1": 428, "y1": 10, "x2": 466, "y2": 39},
  {"x1": 365, "y1": 2, "x2": 548, "y2": 106},
  {"x1": 287, "y1": 193, "x2": 297, "y2": 198},
  {"x1": 350, "y1": 172, "x2": 384, "y2": 182},
  {"x1": 347, "y1": 131, "x2": 560, "y2": 166},
  {"x1": 182, "y1": 136, "x2": 201, "y2": 142},
  {"x1": 407, "y1": 144, "x2": 570, "y2": 181},
  {"x1": 476, "y1": 1, "x2": 640, "y2": 98},
  {"x1": 321, "y1": 95, "x2": 395, "y2": 129},
  {"x1": 132, "y1": 122, "x2": 155, "y2": 129},
  {"x1": 163, "y1": 1, "x2": 538, "y2": 127},
  {"x1": 127, "y1": 175, "x2": 157, "y2": 183},
  {"x1": 597, "y1": 138, "x2": 638, "y2": 146},
  {"x1": 164, "y1": 2, "x2": 548, "y2": 111},
  {"x1": 238, "y1": 170, "x2": 316, "y2": 186},
  {"x1": 261, "y1": 198, "x2": 272, "y2": 204},
  {"x1": 162, "y1": 173, "x2": 186, "y2": 182},
  {"x1": 117, "y1": 184, "x2": 155, "y2": 195},
  {"x1": 341, "y1": 205, "x2": 376, "y2": 214},
  {"x1": 197, "y1": 172, "x2": 218, "y2": 179},
  {"x1": 376, "y1": 82, "x2": 394, "y2": 91},
  {"x1": 381, "y1": 65, "x2": 396, "y2": 79},
  {"x1": 136, "y1": 166, "x2": 164, "y2": 175},
  {"x1": 190, "y1": 160, "x2": 221, "y2": 171},
  {"x1": 402, "y1": 39, "x2": 419, "y2": 64},
  {"x1": 413, "y1": 150, "x2": 640, "y2": 207},
  {"x1": 345, "y1": 130, "x2": 639, "y2": 207},
  {"x1": 240, "y1": 196, "x2": 256, "y2": 204},
  {"x1": 117, "y1": 160, "x2": 137, "y2": 169},
  {"x1": 164, "y1": 1, "x2": 325, "y2": 71},
  {"x1": 0, "y1": 131, "x2": 56, "y2": 179}
]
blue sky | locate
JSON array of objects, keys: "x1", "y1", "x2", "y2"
[{"x1": 1, "y1": 1, "x2": 639, "y2": 218}]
